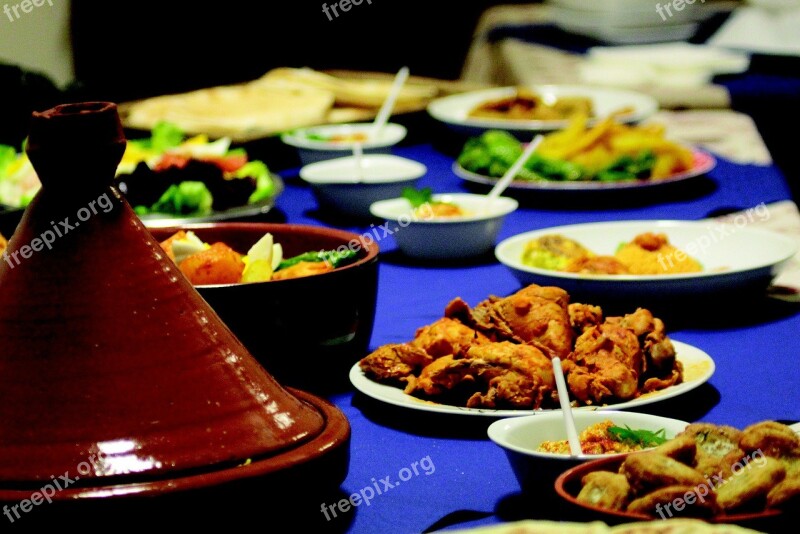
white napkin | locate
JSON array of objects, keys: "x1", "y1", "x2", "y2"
[
  {"x1": 579, "y1": 43, "x2": 750, "y2": 88},
  {"x1": 708, "y1": 2, "x2": 800, "y2": 56}
]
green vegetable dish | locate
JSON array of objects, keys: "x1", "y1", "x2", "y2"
[
  {"x1": 0, "y1": 122, "x2": 279, "y2": 218},
  {"x1": 457, "y1": 130, "x2": 659, "y2": 183}
]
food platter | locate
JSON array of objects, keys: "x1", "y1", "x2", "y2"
[
  {"x1": 0, "y1": 174, "x2": 283, "y2": 232},
  {"x1": 349, "y1": 340, "x2": 714, "y2": 417},
  {"x1": 426, "y1": 85, "x2": 659, "y2": 135},
  {"x1": 453, "y1": 149, "x2": 715, "y2": 192},
  {"x1": 139, "y1": 173, "x2": 284, "y2": 226},
  {"x1": 495, "y1": 220, "x2": 799, "y2": 300}
]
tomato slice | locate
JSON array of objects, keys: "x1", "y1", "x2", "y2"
[
  {"x1": 202, "y1": 154, "x2": 248, "y2": 173},
  {"x1": 154, "y1": 154, "x2": 191, "y2": 171}
]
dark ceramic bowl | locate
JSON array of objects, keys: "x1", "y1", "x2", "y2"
[
  {"x1": 148, "y1": 222, "x2": 379, "y2": 392},
  {"x1": 554, "y1": 454, "x2": 787, "y2": 531}
]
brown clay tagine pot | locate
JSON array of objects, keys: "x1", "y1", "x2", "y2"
[{"x1": 0, "y1": 102, "x2": 350, "y2": 505}]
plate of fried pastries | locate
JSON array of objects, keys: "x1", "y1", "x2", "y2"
[
  {"x1": 351, "y1": 283, "x2": 715, "y2": 417},
  {"x1": 555, "y1": 420, "x2": 800, "y2": 528}
]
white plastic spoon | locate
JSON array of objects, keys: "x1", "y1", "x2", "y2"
[
  {"x1": 371, "y1": 66, "x2": 409, "y2": 140},
  {"x1": 486, "y1": 134, "x2": 544, "y2": 202},
  {"x1": 551, "y1": 356, "x2": 583, "y2": 457}
]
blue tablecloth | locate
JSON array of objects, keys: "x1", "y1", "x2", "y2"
[{"x1": 273, "y1": 143, "x2": 799, "y2": 533}]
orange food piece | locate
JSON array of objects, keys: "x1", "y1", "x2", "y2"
[
  {"x1": 159, "y1": 230, "x2": 188, "y2": 261},
  {"x1": 178, "y1": 242, "x2": 245, "y2": 285},
  {"x1": 271, "y1": 261, "x2": 333, "y2": 281}
]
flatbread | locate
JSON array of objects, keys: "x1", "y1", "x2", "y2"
[
  {"x1": 124, "y1": 82, "x2": 335, "y2": 138},
  {"x1": 445, "y1": 519, "x2": 764, "y2": 533},
  {"x1": 255, "y1": 67, "x2": 438, "y2": 108}
]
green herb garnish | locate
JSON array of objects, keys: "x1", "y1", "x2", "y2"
[
  {"x1": 608, "y1": 425, "x2": 667, "y2": 447},
  {"x1": 402, "y1": 186, "x2": 434, "y2": 208},
  {"x1": 276, "y1": 249, "x2": 358, "y2": 271}
]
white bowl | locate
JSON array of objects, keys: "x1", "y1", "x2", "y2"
[
  {"x1": 281, "y1": 123, "x2": 407, "y2": 165},
  {"x1": 369, "y1": 193, "x2": 518, "y2": 259},
  {"x1": 488, "y1": 410, "x2": 689, "y2": 493},
  {"x1": 299, "y1": 154, "x2": 426, "y2": 218}
]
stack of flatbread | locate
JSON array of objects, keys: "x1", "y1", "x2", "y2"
[{"x1": 122, "y1": 67, "x2": 439, "y2": 141}]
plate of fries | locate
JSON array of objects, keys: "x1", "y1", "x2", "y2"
[{"x1": 454, "y1": 115, "x2": 716, "y2": 192}]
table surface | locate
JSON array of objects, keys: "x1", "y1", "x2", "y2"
[{"x1": 267, "y1": 140, "x2": 800, "y2": 533}]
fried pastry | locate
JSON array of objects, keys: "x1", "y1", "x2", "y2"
[
  {"x1": 620, "y1": 452, "x2": 706, "y2": 494},
  {"x1": 739, "y1": 420, "x2": 800, "y2": 457},
  {"x1": 577, "y1": 471, "x2": 631, "y2": 511},
  {"x1": 715, "y1": 456, "x2": 785, "y2": 511},
  {"x1": 626, "y1": 485, "x2": 720, "y2": 518},
  {"x1": 678, "y1": 423, "x2": 744, "y2": 478},
  {"x1": 652, "y1": 434, "x2": 696, "y2": 465},
  {"x1": 766, "y1": 473, "x2": 800, "y2": 508}
]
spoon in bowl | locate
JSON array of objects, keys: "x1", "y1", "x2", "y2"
[
  {"x1": 484, "y1": 134, "x2": 544, "y2": 213},
  {"x1": 551, "y1": 356, "x2": 583, "y2": 457},
  {"x1": 371, "y1": 66, "x2": 410, "y2": 141}
]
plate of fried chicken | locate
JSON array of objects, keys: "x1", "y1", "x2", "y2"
[{"x1": 353, "y1": 284, "x2": 715, "y2": 416}]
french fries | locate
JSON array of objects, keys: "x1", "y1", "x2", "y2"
[{"x1": 537, "y1": 114, "x2": 695, "y2": 179}]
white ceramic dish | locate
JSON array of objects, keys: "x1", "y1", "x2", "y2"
[
  {"x1": 281, "y1": 122, "x2": 407, "y2": 165},
  {"x1": 299, "y1": 154, "x2": 426, "y2": 218},
  {"x1": 368, "y1": 193, "x2": 518, "y2": 259},
  {"x1": 427, "y1": 85, "x2": 658, "y2": 135},
  {"x1": 488, "y1": 410, "x2": 689, "y2": 492},
  {"x1": 453, "y1": 149, "x2": 715, "y2": 193},
  {"x1": 349, "y1": 340, "x2": 714, "y2": 417},
  {"x1": 495, "y1": 220, "x2": 798, "y2": 300}
]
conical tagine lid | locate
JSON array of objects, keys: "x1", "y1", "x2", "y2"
[{"x1": 0, "y1": 103, "x2": 328, "y2": 485}]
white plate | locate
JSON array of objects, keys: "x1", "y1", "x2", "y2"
[
  {"x1": 350, "y1": 340, "x2": 714, "y2": 417},
  {"x1": 453, "y1": 149, "x2": 715, "y2": 192},
  {"x1": 494, "y1": 220, "x2": 798, "y2": 300},
  {"x1": 427, "y1": 85, "x2": 658, "y2": 135}
]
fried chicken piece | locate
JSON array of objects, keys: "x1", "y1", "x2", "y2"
[
  {"x1": 715, "y1": 456, "x2": 785, "y2": 512},
  {"x1": 577, "y1": 471, "x2": 631, "y2": 511},
  {"x1": 411, "y1": 317, "x2": 489, "y2": 358},
  {"x1": 565, "y1": 322, "x2": 643, "y2": 404},
  {"x1": 404, "y1": 342, "x2": 555, "y2": 409},
  {"x1": 678, "y1": 423, "x2": 744, "y2": 478},
  {"x1": 445, "y1": 296, "x2": 507, "y2": 341},
  {"x1": 641, "y1": 364, "x2": 683, "y2": 393},
  {"x1": 463, "y1": 342, "x2": 555, "y2": 409},
  {"x1": 620, "y1": 452, "x2": 707, "y2": 494},
  {"x1": 490, "y1": 285, "x2": 573, "y2": 358},
  {"x1": 568, "y1": 303, "x2": 603, "y2": 333},
  {"x1": 766, "y1": 473, "x2": 800, "y2": 508},
  {"x1": 607, "y1": 308, "x2": 677, "y2": 376},
  {"x1": 446, "y1": 285, "x2": 573, "y2": 358},
  {"x1": 739, "y1": 421, "x2": 800, "y2": 457},
  {"x1": 626, "y1": 485, "x2": 721, "y2": 518},
  {"x1": 359, "y1": 343, "x2": 433, "y2": 383},
  {"x1": 404, "y1": 355, "x2": 474, "y2": 397}
]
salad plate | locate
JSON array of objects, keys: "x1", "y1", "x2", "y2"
[
  {"x1": 349, "y1": 340, "x2": 714, "y2": 417},
  {"x1": 453, "y1": 149, "x2": 715, "y2": 192}
]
